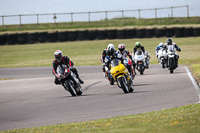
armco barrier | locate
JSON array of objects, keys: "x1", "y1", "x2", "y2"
[
  {"x1": 98, "y1": 29, "x2": 107, "y2": 40},
  {"x1": 48, "y1": 31, "x2": 58, "y2": 42},
  {"x1": 1, "y1": 26, "x2": 200, "y2": 45},
  {"x1": 38, "y1": 31, "x2": 48, "y2": 43},
  {"x1": 117, "y1": 29, "x2": 126, "y2": 39},
  {"x1": 7, "y1": 33, "x2": 18, "y2": 44},
  {"x1": 193, "y1": 27, "x2": 200, "y2": 36},
  {"x1": 68, "y1": 31, "x2": 78, "y2": 41},
  {"x1": 184, "y1": 27, "x2": 193, "y2": 37},
  {"x1": 88, "y1": 30, "x2": 98, "y2": 40},
  {"x1": 58, "y1": 31, "x2": 68, "y2": 42},
  {"x1": 156, "y1": 28, "x2": 165, "y2": 37},
  {"x1": 165, "y1": 28, "x2": 175, "y2": 37},
  {"x1": 0, "y1": 33, "x2": 7, "y2": 45},
  {"x1": 28, "y1": 32, "x2": 38, "y2": 44},
  {"x1": 145, "y1": 28, "x2": 156, "y2": 38},
  {"x1": 78, "y1": 30, "x2": 88, "y2": 41},
  {"x1": 18, "y1": 32, "x2": 28, "y2": 44},
  {"x1": 136, "y1": 29, "x2": 146, "y2": 38},
  {"x1": 126, "y1": 29, "x2": 136, "y2": 38},
  {"x1": 175, "y1": 27, "x2": 185, "y2": 37}
]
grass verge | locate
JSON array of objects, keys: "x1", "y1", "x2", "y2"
[
  {"x1": 1, "y1": 103, "x2": 200, "y2": 133},
  {"x1": 0, "y1": 17, "x2": 200, "y2": 32}
]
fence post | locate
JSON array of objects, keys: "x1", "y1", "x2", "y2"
[
  {"x1": 155, "y1": 8, "x2": 157, "y2": 19},
  {"x1": 88, "y1": 12, "x2": 90, "y2": 22},
  {"x1": 105, "y1": 11, "x2": 108, "y2": 20},
  {"x1": 71, "y1": 13, "x2": 73, "y2": 23},
  {"x1": 187, "y1": 5, "x2": 189, "y2": 18},
  {"x1": 37, "y1": 14, "x2": 39, "y2": 25},
  {"x1": 2, "y1": 16, "x2": 4, "y2": 26},
  {"x1": 171, "y1": 7, "x2": 173, "y2": 18},
  {"x1": 138, "y1": 9, "x2": 141, "y2": 19},
  {"x1": 19, "y1": 15, "x2": 22, "y2": 25},
  {"x1": 122, "y1": 10, "x2": 124, "y2": 21}
]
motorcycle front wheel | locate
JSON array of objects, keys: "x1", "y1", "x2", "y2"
[
  {"x1": 118, "y1": 77, "x2": 129, "y2": 93},
  {"x1": 169, "y1": 58, "x2": 174, "y2": 74},
  {"x1": 67, "y1": 80, "x2": 77, "y2": 96}
]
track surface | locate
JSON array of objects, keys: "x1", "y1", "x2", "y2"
[{"x1": 0, "y1": 65, "x2": 199, "y2": 131}]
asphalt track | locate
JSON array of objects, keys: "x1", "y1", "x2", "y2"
[{"x1": 0, "y1": 65, "x2": 199, "y2": 131}]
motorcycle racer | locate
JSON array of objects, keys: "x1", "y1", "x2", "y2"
[
  {"x1": 100, "y1": 43, "x2": 115, "y2": 77},
  {"x1": 155, "y1": 42, "x2": 167, "y2": 57},
  {"x1": 52, "y1": 50, "x2": 84, "y2": 85},
  {"x1": 117, "y1": 43, "x2": 135, "y2": 79},
  {"x1": 104, "y1": 46, "x2": 123, "y2": 84},
  {"x1": 165, "y1": 38, "x2": 181, "y2": 67}
]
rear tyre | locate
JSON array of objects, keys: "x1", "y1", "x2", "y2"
[{"x1": 118, "y1": 77, "x2": 129, "y2": 93}]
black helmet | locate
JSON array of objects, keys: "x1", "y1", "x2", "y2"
[
  {"x1": 107, "y1": 47, "x2": 115, "y2": 56},
  {"x1": 166, "y1": 38, "x2": 172, "y2": 45}
]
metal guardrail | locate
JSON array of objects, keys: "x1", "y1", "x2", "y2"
[{"x1": 1, "y1": 5, "x2": 189, "y2": 25}]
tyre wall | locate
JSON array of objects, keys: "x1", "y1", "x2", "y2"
[
  {"x1": 28, "y1": 32, "x2": 38, "y2": 44},
  {"x1": 1, "y1": 26, "x2": 200, "y2": 45},
  {"x1": 0, "y1": 33, "x2": 7, "y2": 45},
  {"x1": 38, "y1": 32, "x2": 48, "y2": 43},
  {"x1": 58, "y1": 31, "x2": 68, "y2": 42}
]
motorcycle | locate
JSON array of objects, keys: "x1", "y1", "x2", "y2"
[
  {"x1": 133, "y1": 50, "x2": 146, "y2": 75},
  {"x1": 57, "y1": 64, "x2": 83, "y2": 96},
  {"x1": 145, "y1": 51, "x2": 150, "y2": 69},
  {"x1": 110, "y1": 59, "x2": 134, "y2": 93},
  {"x1": 157, "y1": 48, "x2": 168, "y2": 68},
  {"x1": 167, "y1": 45, "x2": 177, "y2": 74}
]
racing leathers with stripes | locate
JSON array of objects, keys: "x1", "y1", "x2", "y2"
[{"x1": 52, "y1": 56, "x2": 84, "y2": 84}]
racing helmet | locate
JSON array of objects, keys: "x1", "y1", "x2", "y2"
[
  {"x1": 166, "y1": 38, "x2": 172, "y2": 45},
  {"x1": 54, "y1": 50, "x2": 63, "y2": 62},
  {"x1": 107, "y1": 43, "x2": 114, "y2": 50},
  {"x1": 159, "y1": 42, "x2": 164, "y2": 47},
  {"x1": 118, "y1": 43, "x2": 125, "y2": 53},
  {"x1": 107, "y1": 47, "x2": 115, "y2": 56},
  {"x1": 135, "y1": 42, "x2": 141, "y2": 48}
]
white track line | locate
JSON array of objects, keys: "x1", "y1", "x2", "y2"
[{"x1": 185, "y1": 66, "x2": 200, "y2": 103}]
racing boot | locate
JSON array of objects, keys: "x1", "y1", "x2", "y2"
[{"x1": 78, "y1": 77, "x2": 84, "y2": 84}]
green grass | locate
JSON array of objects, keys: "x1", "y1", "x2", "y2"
[
  {"x1": 1, "y1": 103, "x2": 200, "y2": 133},
  {"x1": 0, "y1": 17, "x2": 200, "y2": 32}
]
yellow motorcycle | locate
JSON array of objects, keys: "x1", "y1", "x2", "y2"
[{"x1": 110, "y1": 59, "x2": 134, "y2": 93}]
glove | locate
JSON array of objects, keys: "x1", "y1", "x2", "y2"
[
  {"x1": 178, "y1": 48, "x2": 181, "y2": 52},
  {"x1": 55, "y1": 74, "x2": 60, "y2": 78}
]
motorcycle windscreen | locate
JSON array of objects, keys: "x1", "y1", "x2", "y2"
[
  {"x1": 111, "y1": 59, "x2": 120, "y2": 67},
  {"x1": 57, "y1": 64, "x2": 68, "y2": 75},
  {"x1": 135, "y1": 50, "x2": 143, "y2": 55}
]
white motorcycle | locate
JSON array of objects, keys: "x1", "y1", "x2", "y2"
[
  {"x1": 157, "y1": 48, "x2": 168, "y2": 68},
  {"x1": 167, "y1": 45, "x2": 177, "y2": 74},
  {"x1": 133, "y1": 50, "x2": 146, "y2": 75}
]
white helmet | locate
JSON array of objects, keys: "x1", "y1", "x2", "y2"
[
  {"x1": 54, "y1": 50, "x2": 63, "y2": 62},
  {"x1": 159, "y1": 42, "x2": 164, "y2": 47},
  {"x1": 107, "y1": 43, "x2": 115, "y2": 50}
]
